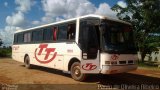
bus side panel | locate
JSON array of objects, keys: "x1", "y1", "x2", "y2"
[
  {"x1": 63, "y1": 43, "x2": 81, "y2": 71},
  {"x1": 12, "y1": 43, "x2": 81, "y2": 72},
  {"x1": 29, "y1": 43, "x2": 65, "y2": 70},
  {"x1": 12, "y1": 45, "x2": 26, "y2": 63}
]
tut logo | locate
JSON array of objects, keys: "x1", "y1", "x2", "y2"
[
  {"x1": 34, "y1": 44, "x2": 57, "y2": 64},
  {"x1": 82, "y1": 63, "x2": 97, "y2": 71},
  {"x1": 111, "y1": 54, "x2": 119, "y2": 60}
]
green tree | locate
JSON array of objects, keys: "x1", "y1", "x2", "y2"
[
  {"x1": 0, "y1": 38, "x2": 2, "y2": 46},
  {"x1": 112, "y1": 0, "x2": 160, "y2": 62}
]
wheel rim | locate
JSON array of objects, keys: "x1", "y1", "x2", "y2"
[{"x1": 73, "y1": 66, "x2": 81, "y2": 78}]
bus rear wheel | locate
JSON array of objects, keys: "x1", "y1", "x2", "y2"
[
  {"x1": 24, "y1": 56, "x2": 31, "y2": 69},
  {"x1": 70, "y1": 62, "x2": 86, "y2": 81}
]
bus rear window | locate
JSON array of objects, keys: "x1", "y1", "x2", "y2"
[{"x1": 13, "y1": 34, "x2": 18, "y2": 44}]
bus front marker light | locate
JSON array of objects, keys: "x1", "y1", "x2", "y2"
[{"x1": 105, "y1": 61, "x2": 110, "y2": 65}]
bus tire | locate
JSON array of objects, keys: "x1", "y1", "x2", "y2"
[
  {"x1": 70, "y1": 62, "x2": 86, "y2": 81},
  {"x1": 24, "y1": 56, "x2": 31, "y2": 69}
]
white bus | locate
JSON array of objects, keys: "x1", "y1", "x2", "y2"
[{"x1": 12, "y1": 14, "x2": 138, "y2": 81}]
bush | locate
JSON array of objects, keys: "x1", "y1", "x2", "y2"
[
  {"x1": 0, "y1": 48, "x2": 12, "y2": 57},
  {"x1": 138, "y1": 61, "x2": 159, "y2": 68}
]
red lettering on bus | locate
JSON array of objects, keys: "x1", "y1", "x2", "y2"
[
  {"x1": 44, "y1": 48, "x2": 56, "y2": 60},
  {"x1": 12, "y1": 46, "x2": 19, "y2": 50},
  {"x1": 111, "y1": 54, "x2": 119, "y2": 60},
  {"x1": 82, "y1": 63, "x2": 97, "y2": 71},
  {"x1": 38, "y1": 44, "x2": 48, "y2": 55},
  {"x1": 34, "y1": 44, "x2": 57, "y2": 64}
]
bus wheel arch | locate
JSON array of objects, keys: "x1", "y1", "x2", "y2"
[{"x1": 68, "y1": 58, "x2": 80, "y2": 71}]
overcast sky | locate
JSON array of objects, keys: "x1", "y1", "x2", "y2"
[{"x1": 0, "y1": 0, "x2": 127, "y2": 45}]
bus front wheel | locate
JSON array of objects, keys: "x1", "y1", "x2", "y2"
[
  {"x1": 24, "y1": 56, "x2": 31, "y2": 69},
  {"x1": 70, "y1": 62, "x2": 86, "y2": 81}
]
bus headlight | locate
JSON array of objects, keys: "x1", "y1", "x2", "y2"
[
  {"x1": 105, "y1": 61, "x2": 110, "y2": 65},
  {"x1": 111, "y1": 61, "x2": 117, "y2": 65}
]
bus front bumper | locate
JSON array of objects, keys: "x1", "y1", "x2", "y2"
[{"x1": 100, "y1": 65, "x2": 137, "y2": 74}]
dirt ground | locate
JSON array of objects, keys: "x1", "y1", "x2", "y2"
[{"x1": 0, "y1": 58, "x2": 160, "y2": 90}]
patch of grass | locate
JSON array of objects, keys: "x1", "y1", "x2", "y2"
[
  {"x1": 138, "y1": 61, "x2": 156, "y2": 67},
  {"x1": 138, "y1": 61, "x2": 160, "y2": 70}
]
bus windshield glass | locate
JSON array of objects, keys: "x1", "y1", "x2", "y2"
[{"x1": 101, "y1": 20, "x2": 137, "y2": 54}]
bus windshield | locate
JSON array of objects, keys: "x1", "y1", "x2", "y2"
[{"x1": 101, "y1": 20, "x2": 137, "y2": 54}]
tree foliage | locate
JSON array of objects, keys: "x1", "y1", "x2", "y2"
[
  {"x1": 0, "y1": 38, "x2": 2, "y2": 46},
  {"x1": 112, "y1": 0, "x2": 160, "y2": 62}
]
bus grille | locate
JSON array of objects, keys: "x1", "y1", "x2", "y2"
[
  {"x1": 105, "y1": 60, "x2": 134, "y2": 65},
  {"x1": 119, "y1": 61, "x2": 126, "y2": 64}
]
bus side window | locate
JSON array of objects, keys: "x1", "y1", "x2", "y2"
[
  {"x1": 57, "y1": 25, "x2": 67, "y2": 40},
  {"x1": 43, "y1": 27, "x2": 53, "y2": 41},
  {"x1": 53, "y1": 27, "x2": 58, "y2": 41},
  {"x1": 67, "y1": 23, "x2": 75, "y2": 40},
  {"x1": 17, "y1": 33, "x2": 24, "y2": 44},
  {"x1": 24, "y1": 32, "x2": 31, "y2": 43},
  {"x1": 32, "y1": 30, "x2": 43, "y2": 42}
]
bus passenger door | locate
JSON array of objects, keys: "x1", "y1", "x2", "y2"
[{"x1": 79, "y1": 21, "x2": 100, "y2": 73}]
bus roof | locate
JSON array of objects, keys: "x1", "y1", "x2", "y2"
[{"x1": 15, "y1": 14, "x2": 131, "y2": 33}]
